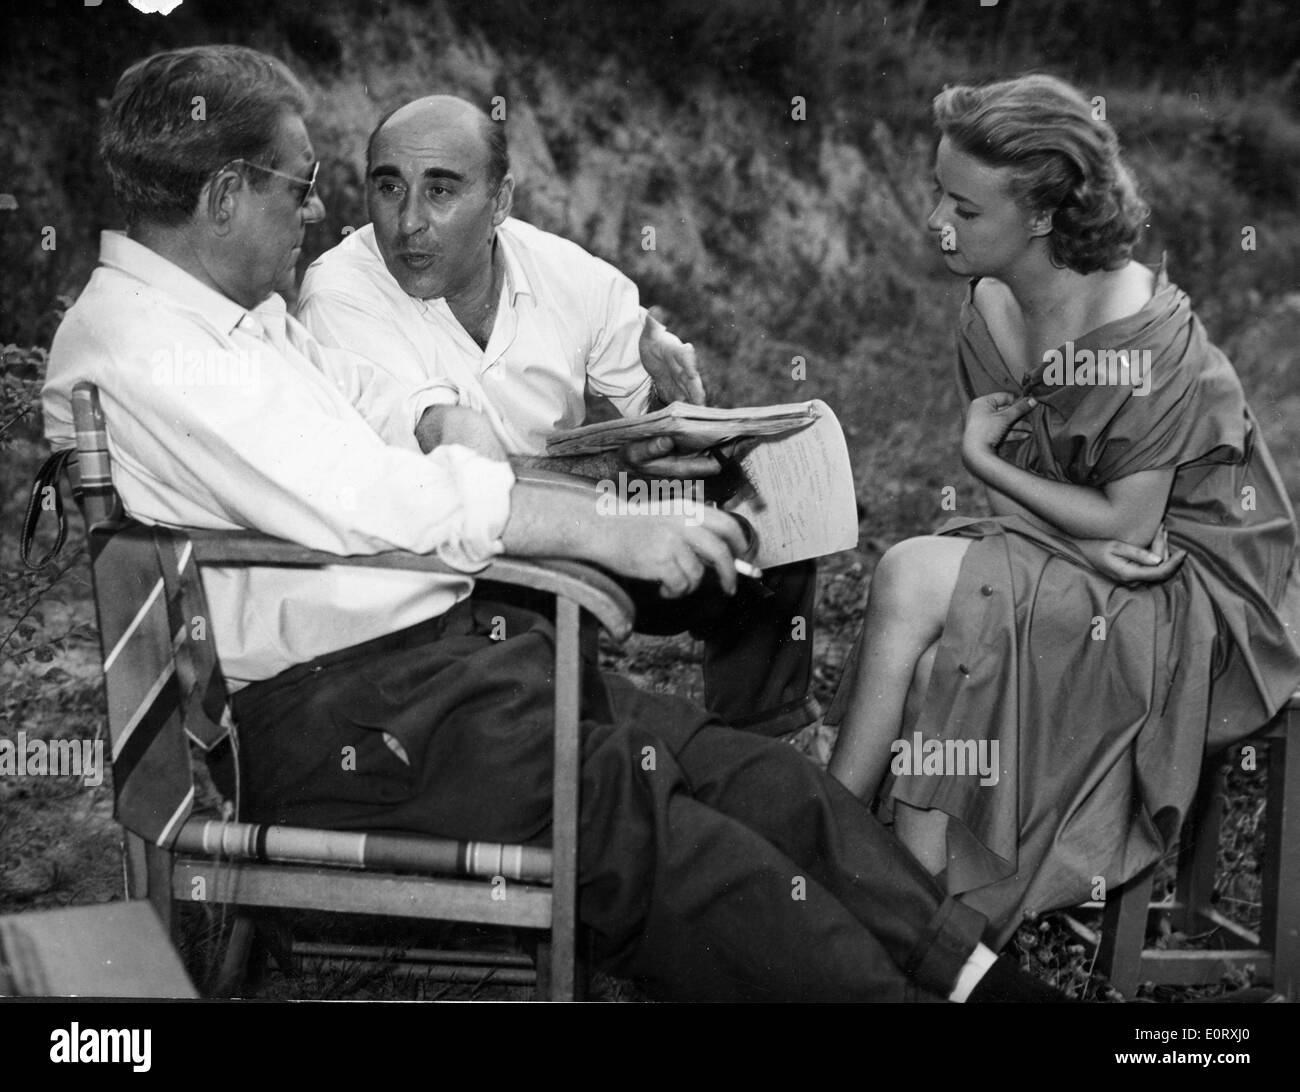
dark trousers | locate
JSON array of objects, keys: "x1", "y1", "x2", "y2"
[
  {"x1": 482, "y1": 558, "x2": 821, "y2": 737},
  {"x1": 229, "y1": 598, "x2": 985, "y2": 1001}
]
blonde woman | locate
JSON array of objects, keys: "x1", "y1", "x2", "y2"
[{"x1": 828, "y1": 74, "x2": 1300, "y2": 945}]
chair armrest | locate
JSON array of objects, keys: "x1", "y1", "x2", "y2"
[{"x1": 184, "y1": 529, "x2": 634, "y2": 641}]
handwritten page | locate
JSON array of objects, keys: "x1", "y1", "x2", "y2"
[{"x1": 726, "y1": 400, "x2": 859, "y2": 567}]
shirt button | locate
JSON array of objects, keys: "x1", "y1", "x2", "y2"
[
  {"x1": 980, "y1": 584, "x2": 993, "y2": 596},
  {"x1": 958, "y1": 664, "x2": 971, "y2": 677}
]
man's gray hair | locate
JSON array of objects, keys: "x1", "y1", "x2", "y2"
[{"x1": 101, "y1": 45, "x2": 309, "y2": 227}]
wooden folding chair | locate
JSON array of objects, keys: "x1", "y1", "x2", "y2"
[
  {"x1": 67, "y1": 381, "x2": 634, "y2": 1000},
  {"x1": 1065, "y1": 692, "x2": 1300, "y2": 999}
]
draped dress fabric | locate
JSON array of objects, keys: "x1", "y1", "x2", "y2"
[{"x1": 881, "y1": 266, "x2": 1300, "y2": 946}]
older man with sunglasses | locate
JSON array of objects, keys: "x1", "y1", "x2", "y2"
[{"x1": 42, "y1": 44, "x2": 1066, "y2": 1004}]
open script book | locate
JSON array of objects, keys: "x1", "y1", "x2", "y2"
[
  {"x1": 546, "y1": 400, "x2": 821, "y2": 456},
  {"x1": 549, "y1": 400, "x2": 859, "y2": 568}
]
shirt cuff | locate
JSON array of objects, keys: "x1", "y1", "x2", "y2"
[
  {"x1": 408, "y1": 383, "x2": 463, "y2": 433},
  {"x1": 430, "y1": 444, "x2": 515, "y2": 572}
]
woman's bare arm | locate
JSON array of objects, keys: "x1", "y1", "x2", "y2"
[{"x1": 962, "y1": 392, "x2": 1174, "y2": 546}]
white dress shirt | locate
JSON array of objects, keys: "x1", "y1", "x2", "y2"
[
  {"x1": 296, "y1": 218, "x2": 654, "y2": 455},
  {"x1": 43, "y1": 231, "x2": 516, "y2": 688}
]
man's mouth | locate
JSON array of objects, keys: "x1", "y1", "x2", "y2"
[{"x1": 400, "y1": 253, "x2": 437, "y2": 270}]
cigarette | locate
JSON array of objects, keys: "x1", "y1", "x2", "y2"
[{"x1": 734, "y1": 559, "x2": 764, "y2": 579}]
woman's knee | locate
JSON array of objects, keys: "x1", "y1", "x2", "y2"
[{"x1": 869, "y1": 536, "x2": 958, "y2": 620}]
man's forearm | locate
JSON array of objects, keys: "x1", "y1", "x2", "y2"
[
  {"x1": 509, "y1": 451, "x2": 616, "y2": 480},
  {"x1": 501, "y1": 479, "x2": 603, "y2": 559}
]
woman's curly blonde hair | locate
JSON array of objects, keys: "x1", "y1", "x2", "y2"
[{"x1": 933, "y1": 74, "x2": 1150, "y2": 273}]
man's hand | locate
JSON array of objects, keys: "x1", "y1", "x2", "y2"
[
  {"x1": 618, "y1": 435, "x2": 723, "y2": 479},
  {"x1": 640, "y1": 310, "x2": 706, "y2": 407},
  {"x1": 1076, "y1": 524, "x2": 1187, "y2": 585},
  {"x1": 607, "y1": 503, "x2": 748, "y2": 597},
  {"x1": 961, "y1": 392, "x2": 1036, "y2": 469}
]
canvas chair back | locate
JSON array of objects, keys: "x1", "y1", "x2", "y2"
[{"x1": 69, "y1": 382, "x2": 232, "y2": 847}]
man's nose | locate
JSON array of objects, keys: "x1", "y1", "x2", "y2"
[
  {"x1": 399, "y1": 193, "x2": 428, "y2": 236},
  {"x1": 302, "y1": 191, "x2": 326, "y2": 224}
]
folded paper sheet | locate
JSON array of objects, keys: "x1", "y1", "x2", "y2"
[
  {"x1": 724, "y1": 401, "x2": 858, "y2": 567},
  {"x1": 550, "y1": 399, "x2": 858, "y2": 567}
]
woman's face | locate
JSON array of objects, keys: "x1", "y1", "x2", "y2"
[{"x1": 927, "y1": 135, "x2": 1044, "y2": 279}]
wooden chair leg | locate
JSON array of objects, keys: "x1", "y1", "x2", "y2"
[
  {"x1": 1262, "y1": 714, "x2": 1300, "y2": 999},
  {"x1": 1098, "y1": 862, "x2": 1157, "y2": 996},
  {"x1": 211, "y1": 914, "x2": 257, "y2": 998},
  {"x1": 546, "y1": 597, "x2": 582, "y2": 1002},
  {"x1": 1173, "y1": 758, "x2": 1225, "y2": 932}
]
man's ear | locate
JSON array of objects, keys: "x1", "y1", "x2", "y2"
[
  {"x1": 202, "y1": 167, "x2": 243, "y2": 238},
  {"x1": 491, "y1": 173, "x2": 514, "y2": 227}
]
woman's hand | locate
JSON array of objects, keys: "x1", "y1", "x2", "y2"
[
  {"x1": 1076, "y1": 524, "x2": 1186, "y2": 585},
  {"x1": 961, "y1": 392, "x2": 1037, "y2": 470}
]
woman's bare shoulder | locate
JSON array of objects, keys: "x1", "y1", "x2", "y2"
[
  {"x1": 971, "y1": 278, "x2": 1020, "y2": 349},
  {"x1": 971, "y1": 276, "x2": 1013, "y2": 313},
  {"x1": 1093, "y1": 262, "x2": 1156, "y2": 326}
]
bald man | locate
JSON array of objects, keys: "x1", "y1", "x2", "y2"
[
  {"x1": 298, "y1": 96, "x2": 822, "y2": 739},
  {"x1": 300, "y1": 95, "x2": 706, "y2": 472}
]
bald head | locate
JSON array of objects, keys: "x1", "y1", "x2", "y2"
[{"x1": 366, "y1": 95, "x2": 509, "y2": 190}]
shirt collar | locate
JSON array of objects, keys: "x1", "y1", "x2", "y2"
[
  {"x1": 494, "y1": 220, "x2": 534, "y2": 302},
  {"x1": 97, "y1": 229, "x2": 255, "y2": 336}
]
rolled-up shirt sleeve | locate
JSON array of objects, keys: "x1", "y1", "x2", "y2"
[
  {"x1": 429, "y1": 444, "x2": 514, "y2": 571},
  {"x1": 311, "y1": 339, "x2": 461, "y2": 453},
  {"x1": 288, "y1": 309, "x2": 460, "y2": 450},
  {"x1": 584, "y1": 260, "x2": 654, "y2": 419},
  {"x1": 43, "y1": 306, "x2": 516, "y2": 566}
]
